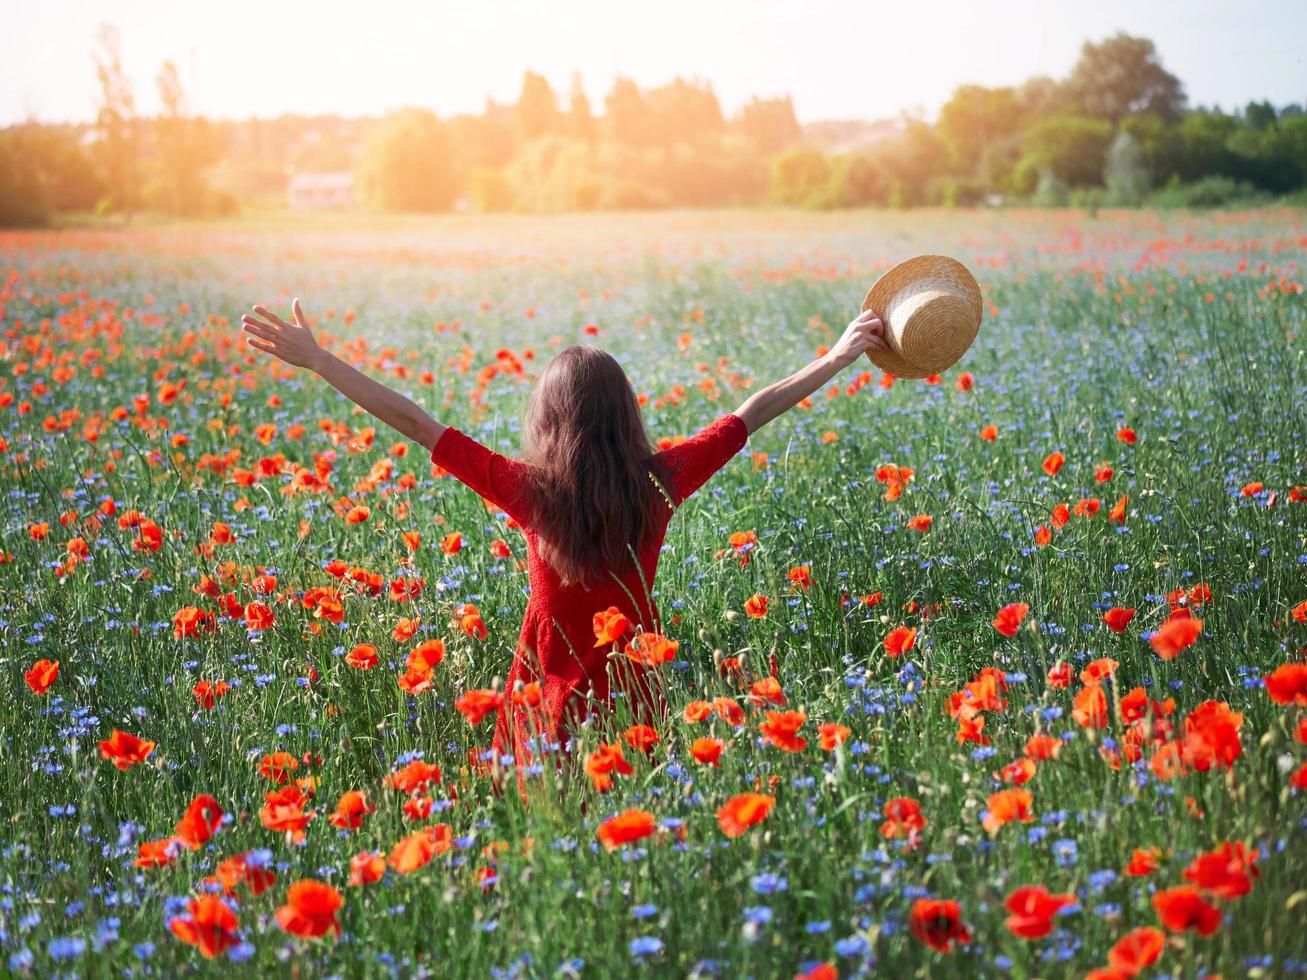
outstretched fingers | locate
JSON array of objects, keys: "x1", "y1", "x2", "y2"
[
  {"x1": 252, "y1": 305, "x2": 294, "y2": 330},
  {"x1": 241, "y1": 319, "x2": 279, "y2": 342},
  {"x1": 246, "y1": 337, "x2": 277, "y2": 354}
]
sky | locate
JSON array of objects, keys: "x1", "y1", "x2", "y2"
[{"x1": 4, "y1": 0, "x2": 1305, "y2": 126}]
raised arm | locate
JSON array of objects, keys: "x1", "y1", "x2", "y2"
[
  {"x1": 733, "y1": 308, "x2": 887, "y2": 436},
  {"x1": 241, "y1": 299, "x2": 445, "y2": 451}
]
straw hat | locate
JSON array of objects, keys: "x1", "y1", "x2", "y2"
[{"x1": 860, "y1": 255, "x2": 983, "y2": 379}]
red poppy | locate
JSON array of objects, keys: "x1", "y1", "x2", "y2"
[
  {"x1": 1072, "y1": 685, "x2": 1109, "y2": 729},
  {"x1": 596, "y1": 808, "x2": 657, "y2": 850},
  {"x1": 328, "y1": 790, "x2": 374, "y2": 831},
  {"x1": 192, "y1": 680, "x2": 231, "y2": 710},
  {"x1": 759, "y1": 710, "x2": 807, "y2": 752},
  {"x1": 906, "y1": 513, "x2": 933, "y2": 533},
  {"x1": 982, "y1": 789, "x2": 1034, "y2": 833},
  {"x1": 909, "y1": 898, "x2": 971, "y2": 952},
  {"x1": 1180, "y1": 700, "x2": 1244, "y2": 771},
  {"x1": 275, "y1": 879, "x2": 343, "y2": 939},
  {"x1": 1003, "y1": 884, "x2": 1075, "y2": 939},
  {"x1": 690, "y1": 737, "x2": 724, "y2": 765},
  {"x1": 1152, "y1": 885, "x2": 1221, "y2": 935},
  {"x1": 1109, "y1": 494, "x2": 1128, "y2": 523},
  {"x1": 98, "y1": 729, "x2": 156, "y2": 770},
  {"x1": 743, "y1": 594, "x2": 769, "y2": 618},
  {"x1": 346, "y1": 644, "x2": 378, "y2": 670},
  {"x1": 454, "y1": 688, "x2": 504, "y2": 726},
  {"x1": 593, "y1": 606, "x2": 631, "y2": 646},
  {"x1": 349, "y1": 851, "x2": 386, "y2": 887},
  {"x1": 624, "y1": 631, "x2": 679, "y2": 667},
  {"x1": 388, "y1": 824, "x2": 452, "y2": 874},
  {"x1": 1149, "y1": 616, "x2": 1203, "y2": 660},
  {"x1": 1046, "y1": 661, "x2": 1073, "y2": 689},
  {"x1": 992, "y1": 603, "x2": 1029, "y2": 637},
  {"x1": 1108, "y1": 927, "x2": 1165, "y2": 975},
  {"x1": 383, "y1": 759, "x2": 442, "y2": 794},
  {"x1": 716, "y1": 792, "x2": 775, "y2": 837},
  {"x1": 584, "y1": 741, "x2": 634, "y2": 792},
  {"x1": 1182, "y1": 841, "x2": 1260, "y2": 900},
  {"x1": 259, "y1": 785, "x2": 314, "y2": 842},
  {"x1": 258, "y1": 751, "x2": 299, "y2": 784},
  {"x1": 818, "y1": 722, "x2": 851, "y2": 751},
  {"x1": 622, "y1": 724, "x2": 660, "y2": 753},
  {"x1": 1041, "y1": 452, "x2": 1065, "y2": 476},
  {"x1": 997, "y1": 757, "x2": 1037, "y2": 786},
  {"x1": 175, "y1": 794, "x2": 224, "y2": 849},
  {"x1": 748, "y1": 675, "x2": 787, "y2": 707},
  {"x1": 787, "y1": 565, "x2": 812, "y2": 590},
  {"x1": 683, "y1": 701, "x2": 713, "y2": 723},
  {"x1": 880, "y1": 796, "x2": 926, "y2": 839},
  {"x1": 1123, "y1": 847, "x2": 1162, "y2": 877},
  {"x1": 207, "y1": 852, "x2": 275, "y2": 897},
  {"x1": 243, "y1": 601, "x2": 275, "y2": 631},
  {"x1": 1080, "y1": 657, "x2": 1120, "y2": 686},
  {"x1": 1102, "y1": 607, "x2": 1135, "y2": 634},
  {"x1": 712, "y1": 697, "x2": 746, "y2": 727},
  {"x1": 884, "y1": 625, "x2": 917, "y2": 658},
  {"x1": 407, "y1": 639, "x2": 445, "y2": 672},
  {"x1": 168, "y1": 895, "x2": 241, "y2": 959},
  {"x1": 1265, "y1": 663, "x2": 1307, "y2": 705},
  {"x1": 134, "y1": 834, "x2": 186, "y2": 868},
  {"x1": 24, "y1": 659, "x2": 59, "y2": 695},
  {"x1": 1024, "y1": 734, "x2": 1062, "y2": 760}
]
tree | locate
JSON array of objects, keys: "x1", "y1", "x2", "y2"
[
  {"x1": 92, "y1": 23, "x2": 141, "y2": 214},
  {"x1": 1060, "y1": 32, "x2": 1185, "y2": 123},
  {"x1": 737, "y1": 96, "x2": 801, "y2": 157},
  {"x1": 150, "y1": 61, "x2": 226, "y2": 216},
  {"x1": 0, "y1": 127, "x2": 53, "y2": 226},
  {"x1": 358, "y1": 108, "x2": 459, "y2": 212},
  {"x1": 1020, "y1": 114, "x2": 1114, "y2": 188},
  {"x1": 1103, "y1": 131, "x2": 1150, "y2": 204},
  {"x1": 937, "y1": 85, "x2": 1026, "y2": 175},
  {"x1": 645, "y1": 77, "x2": 724, "y2": 148},
  {"x1": 769, "y1": 147, "x2": 830, "y2": 207},
  {"x1": 605, "y1": 77, "x2": 656, "y2": 149},
  {"x1": 566, "y1": 72, "x2": 595, "y2": 143},
  {"x1": 515, "y1": 71, "x2": 559, "y2": 143}
]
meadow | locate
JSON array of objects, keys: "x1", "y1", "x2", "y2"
[{"x1": 1, "y1": 207, "x2": 1305, "y2": 978}]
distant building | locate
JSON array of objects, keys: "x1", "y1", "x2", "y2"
[{"x1": 287, "y1": 172, "x2": 355, "y2": 209}]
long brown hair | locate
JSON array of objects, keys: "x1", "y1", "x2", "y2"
[{"x1": 521, "y1": 345, "x2": 672, "y2": 590}]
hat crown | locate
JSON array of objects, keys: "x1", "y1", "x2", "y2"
[
  {"x1": 861, "y1": 255, "x2": 983, "y2": 379},
  {"x1": 884, "y1": 278, "x2": 978, "y2": 374}
]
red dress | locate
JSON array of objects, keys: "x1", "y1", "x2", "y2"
[{"x1": 429, "y1": 412, "x2": 749, "y2": 767}]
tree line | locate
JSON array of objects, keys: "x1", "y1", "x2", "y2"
[{"x1": 1, "y1": 28, "x2": 1304, "y2": 225}]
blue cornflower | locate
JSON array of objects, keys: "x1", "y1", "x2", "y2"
[{"x1": 629, "y1": 936, "x2": 663, "y2": 957}]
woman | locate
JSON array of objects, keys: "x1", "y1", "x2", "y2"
[{"x1": 241, "y1": 299, "x2": 887, "y2": 779}]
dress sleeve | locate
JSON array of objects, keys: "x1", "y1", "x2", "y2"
[
  {"x1": 430, "y1": 426, "x2": 536, "y2": 528},
  {"x1": 653, "y1": 412, "x2": 749, "y2": 507}
]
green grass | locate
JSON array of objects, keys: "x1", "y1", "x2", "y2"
[{"x1": 1, "y1": 208, "x2": 1305, "y2": 978}]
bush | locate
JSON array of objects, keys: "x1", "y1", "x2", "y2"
[
  {"x1": 1149, "y1": 175, "x2": 1272, "y2": 209},
  {"x1": 0, "y1": 131, "x2": 52, "y2": 227},
  {"x1": 358, "y1": 108, "x2": 460, "y2": 212},
  {"x1": 768, "y1": 147, "x2": 831, "y2": 207}
]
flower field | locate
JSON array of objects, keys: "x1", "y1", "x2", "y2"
[{"x1": 2, "y1": 207, "x2": 1306, "y2": 978}]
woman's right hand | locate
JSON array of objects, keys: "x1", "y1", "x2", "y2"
[
  {"x1": 828, "y1": 308, "x2": 889, "y2": 367},
  {"x1": 241, "y1": 298, "x2": 325, "y2": 371}
]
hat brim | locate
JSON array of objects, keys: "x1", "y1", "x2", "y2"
[{"x1": 860, "y1": 255, "x2": 983, "y2": 379}]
